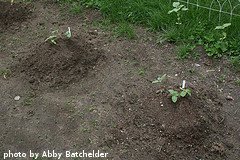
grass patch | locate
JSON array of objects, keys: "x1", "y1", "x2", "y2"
[
  {"x1": 114, "y1": 23, "x2": 136, "y2": 39},
  {"x1": 176, "y1": 44, "x2": 195, "y2": 59},
  {"x1": 69, "y1": 2, "x2": 83, "y2": 14},
  {"x1": 230, "y1": 56, "x2": 240, "y2": 71},
  {"x1": 57, "y1": 0, "x2": 240, "y2": 65}
]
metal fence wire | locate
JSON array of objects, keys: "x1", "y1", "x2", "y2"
[{"x1": 170, "y1": 0, "x2": 240, "y2": 23}]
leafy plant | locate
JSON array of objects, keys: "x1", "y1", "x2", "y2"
[
  {"x1": 45, "y1": 30, "x2": 58, "y2": 45},
  {"x1": 177, "y1": 44, "x2": 195, "y2": 59},
  {"x1": 152, "y1": 74, "x2": 167, "y2": 83},
  {"x1": 168, "y1": 2, "x2": 188, "y2": 25},
  {"x1": 45, "y1": 27, "x2": 72, "y2": 44},
  {"x1": 65, "y1": 27, "x2": 72, "y2": 38},
  {"x1": 203, "y1": 23, "x2": 231, "y2": 58},
  {"x1": 58, "y1": 0, "x2": 240, "y2": 65},
  {"x1": 114, "y1": 23, "x2": 136, "y2": 39},
  {"x1": 168, "y1": 88, "x2": 191, "y2": 103}
]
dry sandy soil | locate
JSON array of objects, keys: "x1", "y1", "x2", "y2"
[{"x1": 0, "y1": 1, "x2": 240, "y2": 159}]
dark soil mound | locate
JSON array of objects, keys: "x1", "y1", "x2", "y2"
[
  {"x1": 105, "y1": 86, "x2": 226, "y2": 159},
  {"x1": 0, "y1": 1, "x2": 31, "y2": 30},
  {"x1": 18, "y1": 38, "x2": 106, "y2": 88}
]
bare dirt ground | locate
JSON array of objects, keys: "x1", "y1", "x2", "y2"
[{"x1": 0, "y1": 1, "x2": 240, "y2": 159}]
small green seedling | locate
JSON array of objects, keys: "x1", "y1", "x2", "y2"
[
  {"x1": 168, "y1": 2, "x2": 188, "y2": 25},
  {"x1": 45, "y1": 27, "x2": 72, "y2": 44},
  {"x1": 168, "y1": 88, "x2": 191, "y2": 103},
  {"x1": 152, "y1": 74, "x2": 167, "y2": 84},
  {"x1": 65, "y1": 27, "x2": 72, "y2": 39},
  {"x1": 45, "y1": 30, "x2": 58, "y2": 45}
]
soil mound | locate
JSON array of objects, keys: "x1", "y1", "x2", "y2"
[
  {"x1": 18, "y1": 38, "x2": 106, "y2": 88},
  {"x1": 0, "y1": 2, "x2": 31, "y2": 30},
  {"x1": 106, "y1": 87, "x2": 226, "y2": 159}
]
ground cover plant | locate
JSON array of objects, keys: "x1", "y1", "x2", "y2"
[{"x1": 58, "y1": 0, "x2": 240, "y2": 69}]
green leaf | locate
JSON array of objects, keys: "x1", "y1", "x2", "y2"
[
  {"x1": 152, "y1": 74, "x2": 166, "y2": 84},
  {"x1": 173, "y1": 2, "x2": 180, "y2": 7},
  {"x1": 168, "y1": 8, "x2": 180, "y2": 14},
  {"x1": 186, "y1": 89, "x2": 191, "y2": 96},
  {"x1": 172, "y1": 96, "x2": 178, "y2": 103},
  {"x1": 65, "y1": 27, "x2": 72, "y2": 39},
  {"x1": 215, "y1": 23, "x2": 231, "y2": 30},
  {"x1": 223, "y1": 23, "x2": 231, "y2": 28},
  {"x1": 181, "y1": 7, "x2": 188, "y2": 11},
  {"x1": 180, "y1": 91, "x2": 187, "y2": 97},
  {"x1": 168, "y1": 90, "x2": 178, "y2": 96},
  {"x1": 152, "y1": 80, "x2": 159, "y2": 84},
  {"x1": 51, "y1": 39, "x2": 57, "y2": 45}
]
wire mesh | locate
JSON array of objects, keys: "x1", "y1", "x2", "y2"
[{"x1": 170, "y1": 0, "x2": 240, "y2": 23}]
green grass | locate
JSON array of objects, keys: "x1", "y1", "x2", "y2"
[
  {"x1": 230, "y1": 56, "x2": 240, "y2": 71},
  {"x1": 69, "y1": 3, "x2": 83, "y2": 14},
  {"x1": 176, "y1": 44, "x2": 195, "y2": 59},
  {"x1": 57, "y1": 0, "x2": 240, "y2": 64},
  {"x1": 114, "y1": 23, "x2": 136, "y2": 39}
]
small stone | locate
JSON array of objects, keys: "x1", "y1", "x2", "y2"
[
  {"x1": 14, "y1": 96, "x2": 20, "y2": 101},
  {"x1": 195, "y1": 63, "x2": 201, "y2": 67},
  {"x1": 226, "y1": 95, "x2": 234, "y2": 101},
  {"x1": 156, "y1": 90, "x2": 161, "y2": 94}
]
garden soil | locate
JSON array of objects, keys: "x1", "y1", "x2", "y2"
[{"x1": 0, "y1": 1, "x2": 239, "y2": 160}]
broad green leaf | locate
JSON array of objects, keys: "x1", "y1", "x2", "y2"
[
  {"x1": 186, "y1": 89, "x2": 191, "y2": 96},
  {"x1": 180, "y1": 91, "x2": 187, "y2": 97},
  {"x1": 172, "y1": 96, "x2": 178, "y2": 103},
  {"x1": 173, "y1": 2, "x2": 180, "y2": 7},
  {"x1": 168, "y1": 90, "x2": 178, "y2": 96}
]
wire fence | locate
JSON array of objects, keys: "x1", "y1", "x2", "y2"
[{"x1": 171, "y1": 0, "x2": 240, "y2": 23}]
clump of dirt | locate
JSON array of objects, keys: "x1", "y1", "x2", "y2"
[
  {"x1": 0, "y1": 2, "x2": 32, "y2": 30},
  {"x1": 17, "y1": 38, "x2": 106, "y2": 88},
  {"x1": 105, "y1": 86, "x2": 226, "y2": 159}
]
